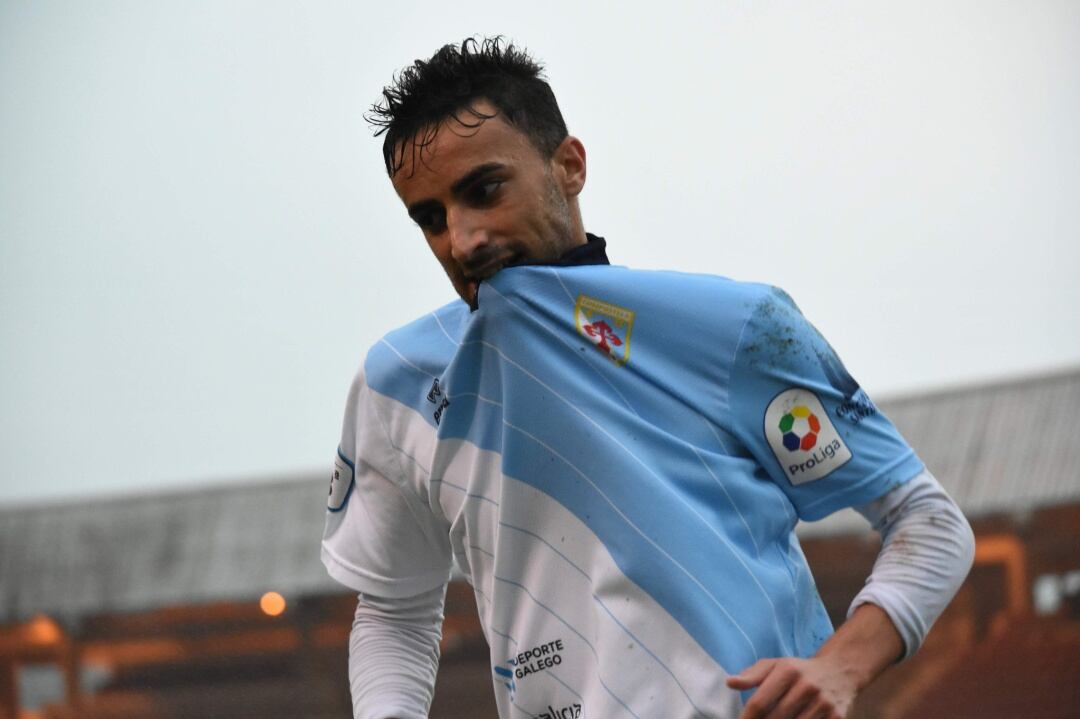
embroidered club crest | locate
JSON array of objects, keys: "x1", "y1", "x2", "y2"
[{"x1": 574, "y1": 293, "x2": 635, "y2": 366}]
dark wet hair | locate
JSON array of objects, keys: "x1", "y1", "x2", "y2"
[{"x1": 368, "y1": 37, "x2": 568, "y2": 177}]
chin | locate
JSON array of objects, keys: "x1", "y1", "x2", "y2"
[{"x1": 461, "y1": 282, "x2": 480, "y2": 311}]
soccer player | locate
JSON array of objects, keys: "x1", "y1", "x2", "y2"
[{"x1": 321, "y1": 38, "x2": 975, "y2": 719}]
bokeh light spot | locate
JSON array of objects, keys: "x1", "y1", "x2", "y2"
[{"x1": 260, "y1": 592, "x2": 286, "y2": 617}]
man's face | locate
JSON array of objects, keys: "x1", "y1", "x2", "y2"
[{"x1": 391, "y1": 102, "x2": 586, "y2": 308}]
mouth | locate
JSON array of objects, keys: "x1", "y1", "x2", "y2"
[
  {"x1": 461, "y1": 252, "x2": 523, "y2": 310},
  {"x1": 464, "y1": 252, "x2": 524, "y2": 283}
]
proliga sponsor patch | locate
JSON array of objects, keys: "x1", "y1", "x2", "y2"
[
  {"x1": 328, "y1": 448, "x2": 354, "y2": 511},
  {"x1": 764, "y1": 388, "x2": 851, "y2": 484}
]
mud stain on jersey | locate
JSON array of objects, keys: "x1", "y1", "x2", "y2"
[{"x1": 741, "y1": 289, "x2": 814, "y2": 369}]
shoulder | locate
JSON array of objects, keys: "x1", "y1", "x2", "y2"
[
  {"x1": 513, "y1": 264, "x2": 783, "y2": 377},
  {"x1": 361, "y1": 299, "x2": 469, "y2": 390},
  {"x1": 606, "y1": 266, "x2": 782, "y2": 342},
  {"x1": 734, "y1": 284, "x2": 824, "y2": 356},
  {"x1": 540, "y1": 263, "x2": 777, "y2": 318}
]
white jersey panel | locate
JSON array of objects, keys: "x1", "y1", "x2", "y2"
[
  {"x1": 488, "y1": 474, "x2": 743, "y2": 719},
  {"x1": 321, "y1": 371, "x2": 452, "y2": 598},
  {"x1": 344, "y1": 385, "x2": 745, "y2": 717}
]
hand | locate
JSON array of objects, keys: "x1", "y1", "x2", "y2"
[
  {"x1": 726, "y1": 604, "x2": 904, "y2": 718},
  {"x1": 726, "y1": 654, "x2": 857, "y2": 719}
]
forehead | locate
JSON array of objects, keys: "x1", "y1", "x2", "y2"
[{"x1": 390, "y1": 107, "x2": 541, "y2": 198}]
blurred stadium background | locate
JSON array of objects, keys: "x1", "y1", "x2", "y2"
[
  {"x1": 4, "y1": 2, "x2": 1079, "y2": 718},
  {"x1": 2, "y1": 367, "x2": 1078, "y2": 718}
]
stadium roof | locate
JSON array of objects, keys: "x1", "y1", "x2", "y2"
[
  {"x1": 879, "y1": 366, "x2": 1079, "y2": 516},
  {"x1": 804, "y1": 365, "x2": 1080, "y2": 535},
  {"x1": 0, "y1": 475, "x2": 335, "y2": 623},
  {"x1": 2, "y1": 367, "x2": 1078, "y2": 622}
]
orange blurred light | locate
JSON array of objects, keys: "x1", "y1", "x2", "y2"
[
  {"x1": 26, "y1": 614, "x2": 63, "y2": 644},
  {"x1": 260, "y1": 592, "x2": 286, "y2": 617}
]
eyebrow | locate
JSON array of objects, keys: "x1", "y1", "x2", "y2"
[
  {"x1": 406, "y1": 162, "x2": 506, "y2": 221},
  {"x1": 449, "y1": 162, "x2": 505, "y2": 196}
]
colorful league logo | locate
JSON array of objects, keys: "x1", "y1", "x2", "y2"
[
  {"x1": 765, "y1": 389, "x2": 853, "y2": 484},
  {"x1": 779, "y1": 405, "x2": 820, "y2": 452}
]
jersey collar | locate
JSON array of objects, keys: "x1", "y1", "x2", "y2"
[
  {"x1": 472, "y1": 233, "x2": 609, "y2": 310},
  {"x1": 546, "y1": 233, "x2": 610, "y2": 267}
]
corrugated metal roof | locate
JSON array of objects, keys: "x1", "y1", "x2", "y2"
[
  {"x1": 2, "y1": 368, "x2": 1078, "y2": 621},
  {"x1": 801, "y1": 367, "x2": 1080, "y2": 537},
  {"x1": 0, "y1": 475, "x2": 338, "y2": 623},
  {"x1": 878, "y1": 368, "x2": 1080, "y2": 516}
]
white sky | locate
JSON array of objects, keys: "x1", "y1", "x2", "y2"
[{"x1": 2, "y1": 0, "x2": 1078, "y2": 505}]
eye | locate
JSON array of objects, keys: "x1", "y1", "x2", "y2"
[
  {"x1": 468, "y1": 179, "x2": 504, "y2": 205},
  {"x1": 414, "y1": 207, "x2": 446, "y2": 233}
]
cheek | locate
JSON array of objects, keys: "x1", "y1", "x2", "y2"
[
  {"x1": 426, "y1": 239, "x2": 463, "y2": 279},
  {"x1": 425, "y1": 235, "x2": 452, "y2": 262},
  {"x1": 533, "y1": 188, "x2": 572, "y2": 249},
  {"x1": 515, "y1": 194, "x2": 556, "y2": 235}
]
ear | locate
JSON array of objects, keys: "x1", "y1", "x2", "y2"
[{"x1": 551, "y1": 136, "x2": 587, "y2": 198}]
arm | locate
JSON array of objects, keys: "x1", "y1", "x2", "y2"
[
  {"x1": 727, "y1": 470, "x2": 975, "y2": 718},
  {"x1": 322, "y1": 368, "x2": 456, "y2": 717},
  {"x1": 348, "y1": 585, "x2": 447, "y2": 719}
]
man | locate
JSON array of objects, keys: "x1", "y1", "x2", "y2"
[{"x1": 322, "y1": 38, "x2": 975, "y2": 719}]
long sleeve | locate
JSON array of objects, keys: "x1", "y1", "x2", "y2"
[
  {"x1": 348, "y1": 583, "x2": 448, "y2": 719},
  {"x1": 849, "y1": 469, "x2": 976, "y2": 659}
]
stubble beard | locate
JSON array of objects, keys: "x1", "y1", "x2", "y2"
[
  {"x1": 459, "y1": 171, "x2": 576, "y2": 310},
  {"x1": 538, "y1": 168, "x2": 576, "y2": 260}
]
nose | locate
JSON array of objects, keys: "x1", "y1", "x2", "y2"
[{"x1": 446, "y1": 208, "x2": 490, "y2": 266}]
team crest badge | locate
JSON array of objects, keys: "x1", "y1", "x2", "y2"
[{"x1": 574, "y1": 293, "x2": 635, "y2": 365}]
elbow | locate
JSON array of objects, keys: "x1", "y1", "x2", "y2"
[
  {"x1": 959, "y1": 513, "x2": 976, "y2": 577},
  {"x1": 949, "y1": 506, "x2": 977, "y2": 586}
]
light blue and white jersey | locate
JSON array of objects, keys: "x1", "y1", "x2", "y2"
[{"x1": 322, "y1": 263, "x2": 923, "y2": 719}]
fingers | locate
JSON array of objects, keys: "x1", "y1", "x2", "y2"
[
  {"x1": 730, "y1": 658, "x2": 848, "y2": 719},
  {"x1": 795, "y1": 696, "x2": 843, "y2": 719},
  {"x1": 768, "y1": 677, "x2": 822, "y2": 719},
  {"x1": 726, "y1": 658, "x2": 777, "y2": 690},
  {"x1": 734, "y1": 661, "x2": 798, "y2": 719}
]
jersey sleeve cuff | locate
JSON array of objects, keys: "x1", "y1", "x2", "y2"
[
  {"x1": 321, "y1": 544, "x2": 450, "y2": 599},
  {"x1": 848, "y1": 585, "x2": 926, "y2": 660},
  {"x1": 795, "y1": 452, "x2": 924, "y2": 521}
]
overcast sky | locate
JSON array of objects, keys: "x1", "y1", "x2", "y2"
[{"x1": 2, "y1": 0, "x2": 1078, "y2": 505}]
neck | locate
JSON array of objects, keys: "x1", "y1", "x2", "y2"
[
  {"x1": 550, "y1": 233, "x2": 609, "y2": 267},
  {"x1": 566, "y1": 199, "x2": 588, "y2": 250}
]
